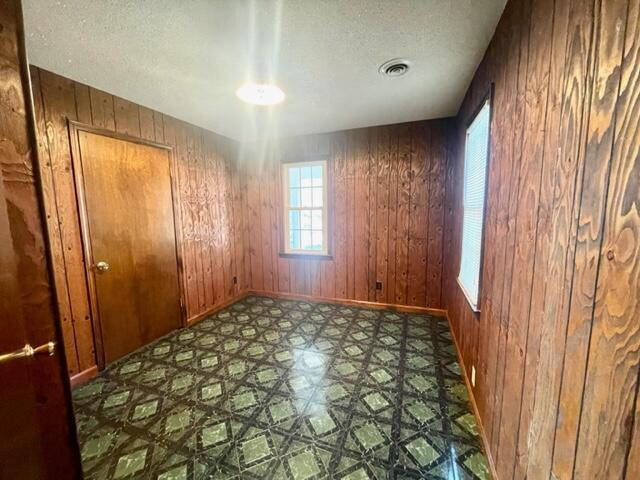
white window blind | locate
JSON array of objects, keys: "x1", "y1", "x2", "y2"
[
  {"x1": 458, "y1": 101, "x2": 490, "y2": 310},
  {"x1": 282, "y1": 160, "x2": 328, "y2": 255}
]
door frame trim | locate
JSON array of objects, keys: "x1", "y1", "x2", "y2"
[{"x1": 67, "y1": 120, "x2": 187, "y2": 369}]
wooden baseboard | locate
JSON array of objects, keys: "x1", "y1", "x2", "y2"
[
  {"x1": 67, "y1": 292, "x2": 249, "y2": 386},
  {"x1": 69, "y1": 365, "x2": 98, "y2": 388},
  {"x1": 247, "y1": 289, "x2": 447, "y2": 317},
  {"x1": 444, "y1": 312, "x2": 498, "y2": 479},
  {"x1": 186, "y1": 290, "x2": 250, "y2": 326}
]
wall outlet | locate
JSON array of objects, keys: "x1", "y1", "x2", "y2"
[
  {"x1": 375, "y1": 281, "x2": 383, "y2": 290},
  {"x1": 471, "y1": 365, "x2": 476, "y2": 387}
]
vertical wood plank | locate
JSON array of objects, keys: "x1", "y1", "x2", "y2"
[
  {"x1": 273, "y1": 144, "x2": 291, "y2": 293},
  {"x1": 259, "y1": 157, "x2": 274, "y2": 292},
  {"x1": 38, "y1": 70, "x2": 96, "y2": 371},
  {"x1": 241, "y1": 168, "x2": 252, "y2": 291},
  {"x1": 113, "y1": 97, "x2": 141, "y2": 137},
  {"x1": 195, "y1": 129, "x2": 213, "y2": 308},
  {"x1": 367, "y1": 128, "x2": 378, "y2": 302},
  {"x1": 491, "y1": 0, "x2": 532, "y2": 457},
  {"x1": 246, "y1": 159, "x2": 264, "y2": 291},
  {"x1": 552, "y1": 0, "x2": 629, "y2": 476},
  {"x1": 221, "y1": 141, "x2": 235, "y2": 301},
  {"x1": 160, "y1": 116, "x2": 188, "y2": 318},
  {"x1": 375, "y1": 126, "x2": 390, "y2": 303},
  {"x1": 475, "y1": 1, "x2": 522, "y2": 441},
  {"x1": 345, "y1": 131, "x2": 356, "y2": 299},
  {"x1": 333, "y1": 131, "x2": 348, "y2": 299},
  {"x1": 74, "y1": 83, "x2": 92, "y2": 125},
  {"x1": 138, "y1": 106, "x2": 155, "y2": 141},
  {"x1": 386, "y1": 126, "x2": 399, "y2": 303},
  {"x1": 394, "y1": 124, "x2": 411, "y2": 305},
  {"x1": 407, "y1": 122, "x2": 428, "y2": 306},
  {"x1": 191, "y1": 125, "x2": 207, "y2": 310},
  {"x1": 30, "y1": 67, "x2": 80, "y2": 375},
  {"x1": 425, "y1": 122, "x2": 445, "y2": 308},
  {"x1": 514, "y1": 3, "x2": 572, "y2": 471},
  {"x1": 268, "y1": 153, "x2": 280, "y2": 295},
  {"x1": 495, "y1": 0, "x2": 554, "y2": 475},
  {"x1": 205, "y1": 132, "x2": 223, "y2": 306},
  {"x1": 231, "y1": 146, "x2": 245, "y2": 295},
  {"x1": 319, "y1": 133, "x2": 335, "y2": 299},
  {"x1": 153, "y1": 110, "x2": 165, "y2": 143},
  {"x1": 176, "y1": 121, "x2": 198, "y2": 317},
  {"x1": 516, "y1": 0, "x2": 589, "y2": 476},
  {"x1": 354, "y1": 128, "x2": 369, "y2": 300},
  {"x1": 573, "y1": 0, "x2": 639, "y2": 475},
  {"x1": 88, "y1": 87, "x2": 115, "y2": 130}
]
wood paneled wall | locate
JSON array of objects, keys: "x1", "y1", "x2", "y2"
[
  {"x1": 30, "y1": 67, "x2": 249, "y2": 376},
  {"x1": 442, "y1": 0, "x2": 640, "y2": 478},
  {"x1": 242, "y1": 120, "x2": 451, "y2": 309},
  {"x1": 30, "y1": 65, "x2": 451, "y2": 378}
]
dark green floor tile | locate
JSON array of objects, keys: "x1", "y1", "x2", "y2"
[{"x1": 73, "y1": 295, "x2": 490, "y2": 479}]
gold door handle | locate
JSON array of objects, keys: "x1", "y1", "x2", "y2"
[
  {"x1": 95, "y1": 261, "x2": 109, "y2": 273},
  {"x1": 0, "y1": 341, "x2": 56, "y2": 364}
]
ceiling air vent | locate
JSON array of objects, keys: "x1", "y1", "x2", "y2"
[{"x1": 379, "y1": 59, "x2": 411, "y2": 77}]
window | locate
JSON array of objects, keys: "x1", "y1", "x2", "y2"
[
  {"x1": 282, "y1": 160, "x2": 328, "y2": 255},
  {"x1": 458, "y1": 100, "x2": 491, "y2": 311}
]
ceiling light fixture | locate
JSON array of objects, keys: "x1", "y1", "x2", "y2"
[{"x1": 236, "y1": 83, "x2": 285, "y2": 105}]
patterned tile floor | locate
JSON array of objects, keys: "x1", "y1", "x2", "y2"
[{"x1": 72, "y1": 295, "x2": 490, "y2": 479}]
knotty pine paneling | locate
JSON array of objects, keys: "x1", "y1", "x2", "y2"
[
  {"x1": 242, "y1": 120, "x2": 451, "y2": 309},
  {"x1": 30, "y1": 67, "x2": 248, "y2": 376},
  {"x1": 442, "y1": 0, "x2": 640, "y2": 478}
]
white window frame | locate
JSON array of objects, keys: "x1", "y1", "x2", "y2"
[
  {"x1": 282, "y1": 160, "x2": 329, "y2": 256},
  {"x1": 457, "y1": 99, "x2": 491, "y2": 312}
]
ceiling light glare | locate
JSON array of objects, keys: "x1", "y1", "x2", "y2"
[{"x1": 236, "y1": 83, "x2": 285, "y2": 105}]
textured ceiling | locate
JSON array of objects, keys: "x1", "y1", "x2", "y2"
[{"x1": 24, "y1": 0, "x2": 505, "y2": 141}]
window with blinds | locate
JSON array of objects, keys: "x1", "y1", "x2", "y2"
[{"x1": 458, "y1": 100, "x2": 491, "y2": 311}]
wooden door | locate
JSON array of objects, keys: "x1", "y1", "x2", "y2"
[
  {"x1": 0, "y1": 176, "x2": 81, "y2": 479},
  {"x1": 0, "y1": 1, "x2": 81, "y2": 477},
  {"x1": 73, "y1": 129, "x2": 182, "y2": 365}
]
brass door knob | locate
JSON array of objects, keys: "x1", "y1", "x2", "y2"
[{"x1": 95, "y1": 261, "x2": 110, "y2": 273}]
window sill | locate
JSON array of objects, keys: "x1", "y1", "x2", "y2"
[
  {"x1": 279, "y1": 252, "x2": 333, "y2": 261},
  {"x1": 456, "y1": 277, "x2": 481, "y2": 315}
]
